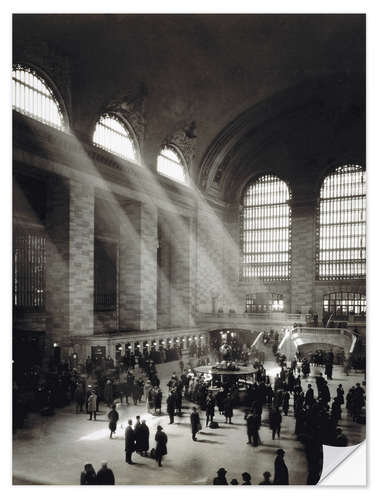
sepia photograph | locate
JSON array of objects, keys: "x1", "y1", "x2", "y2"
[{"x1": 12, "y1": 12, "x2": 366, "y2": 485}]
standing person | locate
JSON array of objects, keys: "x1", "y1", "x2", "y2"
[
  {"x1": 305, "y1": 384, "x2": 314, "y2": 407},
  {"x1": 274, "y1": 449, "x2": 289, "y2": 485},
  {"x1": 104, "y1": 379, "x2": 113, "y2": 407},
  {"x1": 74, "y1": 383, "x2": 84, "y2": 414},
  {"x1": 224, "y1": 394, "x2": 233, "y2": 424},
  {"x1": 154, "y1": 387, "x2": 162, "y2": 415},
  {"x1": 282, "y1": 391, "x2": 290, "y2": 416},
  {"x1": 205, "y1": 394, "x2": 215, "y2": 427},
  {"x1": 259, "y1": 471, "x2": 272, "y2": 485},
  {"x1": 96, "y1": 461, "x2": 115, "y2": 485},
  {"x1": 213, "y1": 468, "x2": 228, "y2": 485},
  {"x1": 167, "y1": 391, "x2": 176, "y2": 424},
  {"x1": 125, "y1": 419, "x2": 136, "y2": 464},
  {"x1": 107, "y1": 404, "x2": 119, "y2": 439},
  {"x1": 139, "y1": 419, "x2": 150, "y2": 456},
  {"x1": 155, "y1": 425, "x2": 168, "y2": 467},
  {"x1": 134, "y1": 415, "x2": 142, "y2": 453},
  {"x1": 80, "y1": 464, "x2": 97, "y2": 485},
  {"x1": 270, "y1": 406, "x2": 282, "y2": 440},
  {"x1": 87, "y1": 391, "x2": 97, "y2": 421},
  {"x1": 190, "y1": 406, "x2": 201, "y2": 441},
  {"x1": 242, "y1": 472, "x2": 251, "y2": 485}
]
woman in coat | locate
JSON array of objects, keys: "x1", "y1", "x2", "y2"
[
  {"x1": 80, "y1": 463, "x2": 97, "y2": 485},
  {"x1": 107, "y1": 404, "x2": 119, "y2": 439},
  {"x1": 274, "y1": 449, "x2": 289, "y2": 485},
  {"x1": 87, "y1": 391, "x2": 97, "y2": 421},
  {"x1": 223, "y1": 395, "x2": 233, "y2": 424},
  {"x1": 155, "y1": 425, "x2": 168, "y2": 467},
  {"x1": 139, "y1": 420, "x2": 150, "y2": 456}
]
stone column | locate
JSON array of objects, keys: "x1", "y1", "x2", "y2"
[
  {"x1": 169, "y1": 214, "x2": 192, "y2": 327},
  {"x1": 290, "y1": 197, "x2": 316, "y2": 314},
  {"x1": 119, "y1": 201, "x2": 157, "y2": 331},
  {"x1": 157, "y1": 216, "x2": 171, "y2": 329},
  {"x1": 45, "y1": 178, "x2": 94, "y2": 344}
]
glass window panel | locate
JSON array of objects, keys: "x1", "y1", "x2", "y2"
[
  {"x1": 93, "y1": 114, "x2": 137, "y2": 162},
  {"x1": 317, "y1": 165, "x2": 366, "y2": 280},
  {"x1": 12, "y1": 64, "x2": 64, "y2": 130},
  {"x1": 157, "y1": 147, "x2": 188, "y2": 185},
  {"x1": 241, "y1": 174, "x2": 291, "y2": 281}
]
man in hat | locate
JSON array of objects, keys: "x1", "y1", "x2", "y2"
[
  {"x1": 190, "y1": 406, "x2": 201, "y2": 441},
  {"x1": 96, "y1": 461, "x2": 115, "y2": 485},
  {"x1": 213, "y1": 467, "x2": 228, "y2": 485},
  {"x1": 274, "y1": 449, "x2": 289, "y2": 485},
  {"x1": 242, "y1": 472, "x2": 251, "y2": 485},
  {"x1": 259, "y1": 471, "x2": 272, "y2": 485},
  {"x1": 155, "y1": 425, "x2": 168, "y2": 467},
  {"x1": 125, "y1": 419, "x2": 135, "y2": 464}
]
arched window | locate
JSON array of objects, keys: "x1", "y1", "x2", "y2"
[
  {"x1": 157, "y1": 146, "x2": 187, "y2": 184},
  {"x1": 317, "y1": 164, "x2": 366, "y2": 280},
  {"x1": 12, "y1": 64, "x2": 65, "y2": 130},
  {"x1": 241, "y1": 174, "x2": 291, "y2": 280},
  {"x1": 93, "y1": 114, "x2": 137, "y2": 162}
]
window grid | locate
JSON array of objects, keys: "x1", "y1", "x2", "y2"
[
  {"x1": 12, "y1": 64, "x2": 64, "y2": 130},
  {"x1": 157, "y1": 147, "x2": 187, "y2": 184},
  {"x1": 317, "y1": 164, "x2": 366, "y2": 280},
  {"x1": 241, "y1": 174, "x2": 291, "y2": 281},
  {"x1": 323, "y1": 292, "x2": 366, "y2": 318},
  {"x1": 245, "y1": 293, "x2": 284, "y2": 312},
  {"x1": 13, "y1": 229, "x2": 46, "y2": 311},
  {"x1": 93, "y1": 114, "x2": 137, "y2": 162}
]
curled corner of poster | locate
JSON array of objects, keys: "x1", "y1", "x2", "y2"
[{"x1": 319, "y1": 441, "x2": 366, "y2": 486}]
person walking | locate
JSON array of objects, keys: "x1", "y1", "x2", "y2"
[
  {"x1": 125, "y1": 419, "x2": 136, "y2": 464},
  {"x1": 190, "y1": 406, "x2": 201, "y2": 441},
  {"x1": 274, "y1": 449, "x2": 289, "y2": 485},
  {"x1": 96, "y1": 461, "x2": 115, "y2": 485},
  {"x1": 107, "y1": 404, "x2": 119, "y2": 439},
  {"x1": 87, "y1": 391, "x2": 97, "y2": 421},
  {"x1": 155, "y1": 425, "x2": 168, "y2": 467}
]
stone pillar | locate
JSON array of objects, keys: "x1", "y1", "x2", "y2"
[
  {"x1": 169, "y1": 214, "x2": 192, "y2": 327},
  {"x1": 157, "y1": 217, "x2": 171, "y2": 328},
  {"x1": 46, "y1": 178, "x2": 94, "y2": 344},
  {"x1": 290, "y1": 197, "x2": 316, "y2": 314},
  {"x1": 119, "y1": 201, "x2": 157, "y2": 331}
]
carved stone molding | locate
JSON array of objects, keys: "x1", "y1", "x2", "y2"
[
  {"x1": 163, "y1": 122, "x2": 197, "y2": 169},
  {"x1": 104, "y1": 82, "x2": 147, "y2": 150}
]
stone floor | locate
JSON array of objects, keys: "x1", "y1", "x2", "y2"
[{"x1": 12, "y1": 360, "x2": 365, "y2": 485}]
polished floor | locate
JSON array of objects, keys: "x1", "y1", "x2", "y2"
[{"x1": 12, "y1": 359, "x2": 365, "y2": 485}]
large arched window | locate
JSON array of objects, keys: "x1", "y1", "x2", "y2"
[
  {"x1": 157, "y1": 146, "x2": 187, "y2": 184},
  {"x1": 317, "y1": 164, "x2": 366, "y2": 280},
  {"x1": 12, "y1": 64, "x2": 65, "y2": 130},
  {"x1": 241, "y1": 174, "x2": 291, "y2": 280},
  {"x1": 93, "y1": 114, "x2": 137, "y2": 162}
]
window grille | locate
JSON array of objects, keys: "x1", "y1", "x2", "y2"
[
  {"x1": 93, "y1": 114, "x2": 137, "y2": 162},
  {"x1": 245, "y1": 293, "x2": 284, "y2": 312},
  {"x1": 12, "y1": 64, "x2": 64, "y2": 130},
  {"x1": 323, "y1": 292, "x2": 366, "y2": 319},
  {"x1": 241, "y1": 174, "x2": 291, "y2": 280},
  {"x1": 317, "y1": 164, "x2": 366, "y2": 280},
  {"x1": 157, "y1": 147, "x2": 187, "y2": 184},
  {"x1": 13, "y1": 229, "x2": 46, "y2": 310}
]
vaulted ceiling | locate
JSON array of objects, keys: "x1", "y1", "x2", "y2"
[{"x1": 13, "y1": 14, "x2": 365, "y2": 200}]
